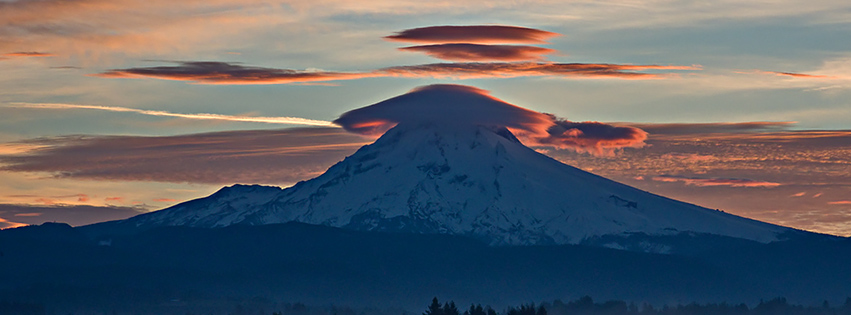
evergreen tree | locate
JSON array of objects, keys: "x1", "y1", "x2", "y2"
[
  {"x1": 444, "y1": 301, "x2": 460, "y2": 315},
  {"x1": 425, "y1": 298, "x2": 444, "y2": 315}
]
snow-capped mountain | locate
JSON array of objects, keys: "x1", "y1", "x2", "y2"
[{"x1": 116, "y1": 121, "x2": 790, "y2": 246}]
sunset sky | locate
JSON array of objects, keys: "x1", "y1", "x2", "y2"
[{"x1": 1, "y1": 0, "x2": 849, "y2": 235}]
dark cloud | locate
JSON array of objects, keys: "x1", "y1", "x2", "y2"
[
  {"x1": 384, "y1": 25, "x2": 559, "y2": 44},
  {"x1": 0, "y1": 127, "x2": 370, "y2": 184},
  {"x1": 96, "y1": 61, "x2": 375, "y2": 84},
  {"x1": 97, "y1": 61, "x2": 698, "y2": 84},
  {"x1": 334, "y1": 84, "x2": 647, "y2": 153},
  {"x1": 0, "y1": 203, "x2": 144, "y2": 228},
  {"x1": 651, "y1": 175, "x2": 781, "y2": 187},
  {"x1": 399, "y1": 44, "x2": 555, "y2": 61}
]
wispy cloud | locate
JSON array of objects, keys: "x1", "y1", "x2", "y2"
[
  {"x1": 7, "y1": 102, "x2": 336, "y2": 126},
  {"x1": 750, "y1": 70, "x2": 837, "y2": 79},
  {"x1": 399, "y1": 44, "x2": 556, "y2": 62},
  {"x1": 384, "y1": 25, "x2": 560, "y2": 44},
  {"x1": 651, "y1": 175, "x2": 782, "y2": 187}
]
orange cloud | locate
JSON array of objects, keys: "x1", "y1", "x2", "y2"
[
  {"x1": 652, "y1": 175, "x2": 781, "y2": 187},
  {"x1": 153, "y1": 198, "x2": 177, "y2": 202},
  {"x1": 828, "y1": 201, "x2": 851, "y2": 205},
  {"x1": 385, "y1": 25, "x2": 560, "y2": 44},
  {"x1": 105, "y1": 197, "x2": 124, "y2": 202},
  {"x1": 13, "y1": 212, "x2": 42, "y2": 217},
  {"x1": 399, "y1": 44, "x2": 555, "y2": 61}
]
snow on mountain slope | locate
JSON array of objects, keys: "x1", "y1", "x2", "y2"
[{"x1": 123, "y1": 121, "x2": 789, "y2": 246}]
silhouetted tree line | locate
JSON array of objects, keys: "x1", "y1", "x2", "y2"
[{"x1": 420, "y1": 296, "x2": 851, "y2": 315}]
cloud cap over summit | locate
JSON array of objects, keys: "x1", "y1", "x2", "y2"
[{"x1": 333, "y1": 84, "x2": 646, "y2": 153}]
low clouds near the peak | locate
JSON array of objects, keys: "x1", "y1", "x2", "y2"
[
  {"x1": 384, "y1": 25, "x2": 559, "y2": 44},
  {"x1": 399, "y1": 44, "x2": 555, "y2": 61},
  {"x1": 99, "y1": 61, "x2": 698, "y2": 84},
  {"x1": 531, "y1": 119, "x2": 647, "y2": 154},
  {"x1": 333, "y1": 84, "x2": 647, "y2": 153}
]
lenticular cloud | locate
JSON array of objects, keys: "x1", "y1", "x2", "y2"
[{"x1": 333, "y1": 84, "x2": 647, "y2": 153}]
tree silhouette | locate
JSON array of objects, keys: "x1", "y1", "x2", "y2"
[{"x1": 425, "y1": 297, "x2": 444, "y2": 315}]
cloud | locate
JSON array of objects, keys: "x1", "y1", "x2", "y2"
[
  {"x1": 333, "y1": 84, "x2": 647, "y2": 153},
  {"x1": 7, "y1": 102, "x2": 335, "y2": 126},
  {"x1": 753, "y1": 70, "x2": 837, "y2": 79},
  {"x1": 630, "y1": 121, "x2": 796, "y2": 136},
  {"x1": 828, "y1": 201, "x2": 851, "y2": 205},
  {"x1": 0, "y1": 127, "x2": 371, "y2": 185},
  {"x1": 528, "y1": 119, "x2": 648, "y2": 154},
  {"x1": 399, "y1": 44, "x2": 556, "y2": 62},
  {"x1": 97, "y1": 61, "x2": 699, "y2": 84},
  {"x1": 379, "y1": 62, "x2": 699, "y2": 80},
  {"x1": 96, "y1": 61, "x2": 377, "y2": 85},
  {"x1": 651, "y1": 175, "x2": 781, "y2": 187},
  {"x1": 384, "y1": 25, "x2": 560, "y2": 44},
  {"x1": 0, "y1": 203, "x2": 144, "y2": 228},
  {"x1": 2, "y1": 51, "x2": 54, "y2": 57}
]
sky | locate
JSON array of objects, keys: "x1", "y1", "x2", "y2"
[{"x1": 0, "y1": 0, "x2": 849, "y2": 235}]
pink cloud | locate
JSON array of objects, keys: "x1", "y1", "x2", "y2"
[
  {"x1": 652, "y1": 175, "x2": 781, "y2": 187},
  {"x1": 399, "y1": 44, "x2": 555, "y2": 61},
  {"x1": 384, "y1": 25, "x2": 560, "y2": 44}
]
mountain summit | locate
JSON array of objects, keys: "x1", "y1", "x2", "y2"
[{"x1": 107, "y1": 85, "x2": 790, "y2": 246}]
